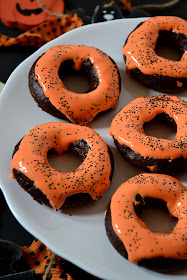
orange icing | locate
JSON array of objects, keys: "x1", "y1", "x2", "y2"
[
  {"x1": 177, "y1": 81, "x2": 183, "y2": 87},
  {"x1": 35, "y1": 45, "x2": 120, "y2": 125},
  {"x1": 122, "y1": 16, "x2": 187, "y2": 78},
  {"x1": 148, "y1": 165, "x2": 157, "y2": 172},
  {"x1": 109, "y1": 173, "x2": 187, "y2": 263},
  {"x1": 11, "y1": 122, "x2": 112, "y2": 210},
  {"x1": 110, "y1": 95, "x2": 187, "y2": 159}
]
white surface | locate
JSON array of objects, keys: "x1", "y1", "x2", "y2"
[
  {"x1": 0, "y1": 18, "x2": 186, "y2": 280},
  {"x1": 0, "y1": 81, "x2": 4, "y2": 92}
]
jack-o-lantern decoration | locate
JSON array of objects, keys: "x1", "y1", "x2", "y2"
[{"x1": 0, "y1": 0, "x2": 65, "y2": 30}]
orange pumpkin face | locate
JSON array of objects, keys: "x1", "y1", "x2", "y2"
[{"x1": 0, "y1": 0, "x2": 64, "y2": 30}]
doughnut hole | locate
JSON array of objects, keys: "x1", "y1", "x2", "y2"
[
  {"x1": 143, "y1": 113, "x2": 177, "y2": 140},
  {"x1": 155, "y1": 30, "x2": 184, "y2": 61},
  {"x1": 58, "y1": 59, "x2": 99, "y2": 93},
  {"x1": 134, "y1": 196, "x2": 178, "y2": 234},
  {"x1": 47, "y1": 140, "x2": 93, "y2": 208},
  {"x1": 47, "y1": 149, "x2": 82, "y2": 173}
]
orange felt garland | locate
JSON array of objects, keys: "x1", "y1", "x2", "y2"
[
  {"x1": 21, "y1": 239, "x2": 74, "y2": 279},
  {"x1": 0, "y1": 13, "x2": 83, "y2": 48}
]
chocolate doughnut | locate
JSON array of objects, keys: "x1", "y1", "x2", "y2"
[
  {"x1": 29, "y1": 45, "x2": 121, "y2": 125},
  {"x1": 11, "y1": 122, "x2": 114, "y2": 210},
  {"x1": 105, "y1": 173, "x2": 187, "y2": 270},
  {"x1": 122, "y1": 16, "x2": 187, "y2": 93},
  {"x1": 109, "y1": 95, "x2": 187, "y2": 174}
]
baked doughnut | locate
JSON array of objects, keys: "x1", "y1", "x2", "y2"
[
  {"x1": 109, "y1": 95, "x2": 187, "y2": 174},
  {"x1": 105, "y1": 173, "x2": 187, "y2": 269},
  {"x1": 11, "y1": 122, "x2": 114, "y2": 210},
  {"x1": 122, "y1": 16, "x2": 187, "y2": 93},
  {"x1": 29, "y1": 45, "x2": 121, "y2": 125}
]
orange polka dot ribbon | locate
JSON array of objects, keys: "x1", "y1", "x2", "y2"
[
  {"x1": 21, "y1": 239, "x2": 74, "y2": 279},
  {"x1": 0, "y1": 13, "x2": 83, "y2": 48}
]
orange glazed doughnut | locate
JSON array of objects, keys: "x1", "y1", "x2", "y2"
[
  {"x1": 11, "y1": 122, "x2": 114, "y2": 210},
  {"x1": 105, "y1": 173, "x2": 187, "y2": 269},
  {"x1": 109, "y1": 95, "x2": 187, "y2": 174},
  {"x1": 29, "y1": 45, "x2": 121, "y2": 125},
  {"x1": 122, "y1": 16, "x2": 187, "y2": 93}
]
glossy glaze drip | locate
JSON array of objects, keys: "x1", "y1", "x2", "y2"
[
  {"x1": 11, "y1": 122, "x2": 112, "y2": 210},
  {"x1": 110, "y1": 95, "x2": 187, "y2": 159},
  {"x1": 35, "y1": 45, "x2": 120, "y2": 124},
  {"x1": 110, "y1": 173, "x2": 187, "y2": 263},
  {"x1": 123, "y1": 16, "x2": 187, "y2": 78}
]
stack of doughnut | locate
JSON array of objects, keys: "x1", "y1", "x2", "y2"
[
  {"x1": 107, "y1": 16, "x2": 187, "y2": 269},
  {"x1": 12, "y1": 44, "x2": 121, "y2": 209},
  {"x1": 11, "y1": 16, "x2": 187, "y2": 271}
]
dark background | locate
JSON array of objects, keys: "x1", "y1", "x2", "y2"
[
  {"x1": 0, "y1": 0, "x2": 187, "y2": 83},
  {"x1": 0, "y1": 0, "x2": 187, "y2": 279}
]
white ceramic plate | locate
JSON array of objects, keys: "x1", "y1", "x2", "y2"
[{"x1": 0, "y1": 18, "x2": 186, "y2": 280}]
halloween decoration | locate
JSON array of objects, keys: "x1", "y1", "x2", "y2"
[
  {"x1": 119, "y1": 0, "x2": 131, "y2": 11},
  {"x1": 0, "y1": 13, "x2": 83, "y2": 48},
  {"x1": 91, "y1": 4, "x2": 124, "y2": 23},
  {"x1": 0, "y1": 239, "x2": 35, "y2": 279},
  {"x1": 0, "y1": 0, "x2": 65, "y2": 30},
  {"x1": 21, "y1": 240, "x2": 74, "y2": 280}
]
